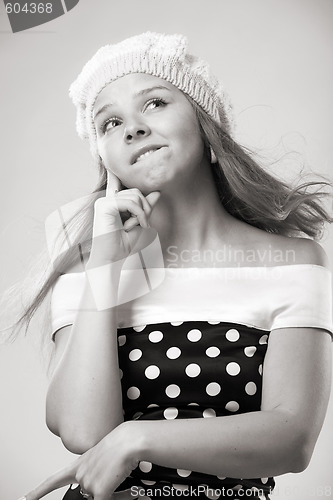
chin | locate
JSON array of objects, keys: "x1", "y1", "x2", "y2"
[{"x1": 129, "y1": 175, "x2": 170, "y2": 195}]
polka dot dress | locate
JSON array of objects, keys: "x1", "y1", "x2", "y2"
[
  {"x1": 52, "y1": 266, "x2": 333, "y2": 500},
  {"x1": 117, "y1": 321, "x2": 274, "y2": 499}
]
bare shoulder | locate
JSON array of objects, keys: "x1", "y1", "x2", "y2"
[
  {"x1": 264, "y1": 232, "x2": 330, "y2": 268},
  {"x1": 234, "y1": 220, "x2": 329, "y2": 268},
  {"x1": 286, "y1": 237, "x2": 330, "y2": 268}
]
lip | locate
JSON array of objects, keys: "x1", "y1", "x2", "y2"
[{"x1": 131, "y1": 145, "x2": 166, "y2": 165}]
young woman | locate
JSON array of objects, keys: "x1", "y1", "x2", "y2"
[{"x1": 17, "y1": 32, "x2": 332, "y2": 500}]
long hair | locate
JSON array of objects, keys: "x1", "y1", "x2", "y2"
[
  {"x1": 193, "y1": 100, "x2": 332, "y2": 238},
  {"x1": 2, "y1": 100, "x2": 332, "y2": 341}
]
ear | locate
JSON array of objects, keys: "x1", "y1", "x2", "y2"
[{"x1": 210, "y1": 146, "x2": 218, "y2": 164}]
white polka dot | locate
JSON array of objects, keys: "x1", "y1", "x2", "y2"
[
  {"x1": 133, "y1": 325, "x2": 146, "y2": 332},
  {"x1": 118, "y1": 335, "x2": 126, "y2": 346},
  {"x1": 139, "y1": 461, "x2": 152, "y2": 473},
  {"x1": 177, "y1": 469, "x2": 192, "y2": 477},
  {"x1": 165, "y1": 384, "x2": 181, "y2": 398},
  {"x1": 232, "y1": 484, "x2": 243, "y2": 491},
  {"x1": 140, "y1": 496, "x2": 152, "y2": 500},
  {"x1": 141, "y1": 480, "x2": 156, "y2": 486},
  {"x1": 129, "y1": 349, "x2": 142, "y2": 361},
  {"x1": 245, "y1": 382, "x2": 257, "y2": 395},
  {"x1": 203, "y1": 408, "x2": 216, "y2": 418},
  {"x1": 133, "y1": 412, "x2": 144, "y2": 419},
  {"x1": 244, "y1": 346, "x2": 257, "y2": 357},
  {"x1": 258, "y1": 364, "x2": 263, "y2": 376},
  {"x1": 149, "y1": 330, "x2": 163, "y2": 343},
  {"x1": 187, "y1": 329, "x2": 202, "y2": 342},
  {"x1": 163, "y1": 407, "x2": 178, "y2": 419},
  {"x1": 147, "y1": 403, "x2": 159, "y2": 408},
  {"x1": 225, "y1": 401, "x2": 240, "y2": 412},
  {"x1": 172, "y1": 484, "x2": 189, "y2": 491},
  {"x1": 170, "y1": 321, "x2": 183, "y2": 326},
  {"x1": 206, "y1": 346, "x2": 220, "y2": 358},
  {"x1": 187, "y1": 402, "x2": 199, "y2": 406},
  {"x1": 205, "y1": 490, "x2": 221, "y2": 499},
  {"x1": 261, "y1": 478, "x2": 268, "y2": 484},
  {"x1": 185, "y1": 363, "x2": 201, "y2": 377},
  {"x1": 145, "y1": 365, "x2": 160, "y2": 379},
  {"x1": 226, "y1": 362, "x2": 241, "y2": 376},
  {"x1": 206, "y1": 382, "x2": 221, "y2": 396},
  {"x1": 216, "y1": 476, "x2": 226, "y2": 480},
  {"x1": 70, "y1": 484, "x2": 79, "y2": 489},
  {"x1": 259, "y1": 334, "x2": 268, "y2": 344},
  {"x1": 166, "y1": 347, "x2": 181, "y2": 359},
  {"x1": 127, "y1": 386, "x2": 140, "y2": 400},
  {"x1": 250, "y1": 487, "x2": 261, "y2": 494},
  {"x1": 225, "y1": 329, "x2": 240, "y2": 342},
  {"x1": 119, "y1": 369, "x2": 123, "y2": 379},
  {"x1": 207, "y1": 320, "x2": 221, "y2": 325}
]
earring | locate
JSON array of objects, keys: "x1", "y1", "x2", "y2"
[{"x1": 210, "y1": 146, "x2": 217, "y2": 164}]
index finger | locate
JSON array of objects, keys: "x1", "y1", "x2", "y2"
[
  {"x1": 106, "y1": 171, "x2": 122, "y2": 197},
  {"x1": 22, "y1": 461, "x2": 77, "y2": 500}
]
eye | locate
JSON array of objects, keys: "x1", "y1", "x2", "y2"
[
  {"x1": 144, "y1": 98, "x2": 167, "y2": 111},
  {"x1": 101, "y1": 117, "x2": 122, "y2": 134}
]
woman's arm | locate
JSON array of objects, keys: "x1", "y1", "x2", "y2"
[
  {"x1": 125, "y1": 241, "x2": 332, "y2": 478},
  {"x1": 46, "y1": 188, "x2": 161, "y2": 454},
  {"x1": 46, "y1": 261, "x2": 125, "y2": 454},
  {"x1": 24, "y1": 244, "x2": 332, "y2": 499},
  {"x1": 127, "y1": 325, "x2": 331, "y2": 478},
  {"x1": 33, "y1": 324, "x2": 332, "y2": 500}
]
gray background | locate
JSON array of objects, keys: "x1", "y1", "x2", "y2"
[{"x1": 0, "y1": 1, "x2": 332, "y2": 499}]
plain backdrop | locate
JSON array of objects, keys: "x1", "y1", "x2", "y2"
[{"x1": 0, "y1": 1, "x2": 332, "y2": 499}]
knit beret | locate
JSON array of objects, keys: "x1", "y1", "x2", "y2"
[{"x1": 69, "y1": 32, "x2": 233, "y2": 160}]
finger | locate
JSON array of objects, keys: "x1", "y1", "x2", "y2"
[
  {"x1": 23, "y1": 462, "x2": 77, "y2": 500},
  {"x1": 112, "y1": 488, "x2": 135, "y2": 499},
  {"x1": 121, "y1": 191, "x2": 161, "y2": 231},
  {"x1": 106, "y1": 171, "x2": 122, "y2": 197},
  {"x1": 130, "y1": 190, "x2": 161, "y2": 216},
  {"x1": 117, "y1": 200, "x2": 147, "y2": 231},
  {"x1": 116, "y1": 189, "x2": 159, "y2": 217},
  {"x1": 145, "y1": 191, "x2": 161, "y2": 209}
]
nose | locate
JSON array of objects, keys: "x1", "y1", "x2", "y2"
[{"x1": 124, "y1": 120, "x2": 151, "y2": 143}]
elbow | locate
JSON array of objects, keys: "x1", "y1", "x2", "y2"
[
  {"x1": 47, "y1": 418, "x2": 110, "y2": 454},
  {"x1": 46, "y1": 408, "x2": 107, "y2": 454},
  {"x1": 47, "y1": 416, "x2": 102, "y2": 453},
  {"x1": 60, "y1": 431, "x2": 101, "y2": 455},
  {"x1": 286, "y1": 433, "x2": 314, "y2": 474},
  {"x1": 45, "y1": 405, "x2": 61, "y2": 439}
]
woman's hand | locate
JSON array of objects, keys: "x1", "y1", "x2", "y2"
[
  {"x1": 20, "y1": 422, "x2": 142, "y2": 500},
  {"x1": 89, "y1": 187, "x2": 161, "y2": 265}
]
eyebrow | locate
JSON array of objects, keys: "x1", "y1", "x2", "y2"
[{"x1": 93, "y1": 85, "x2": 171, "y2": 120}]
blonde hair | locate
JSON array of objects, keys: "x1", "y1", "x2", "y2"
[{"x1": 3, "y1": 99, "x2": 332, "y2": 341}]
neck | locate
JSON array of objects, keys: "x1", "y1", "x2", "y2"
[{"x1": 149, "y1": 168, "x2": 233, "y2": 260}]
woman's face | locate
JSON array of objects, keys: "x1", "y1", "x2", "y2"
[{"x1": 93, "y1": 73, "x2": 209, "y2": 194}]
